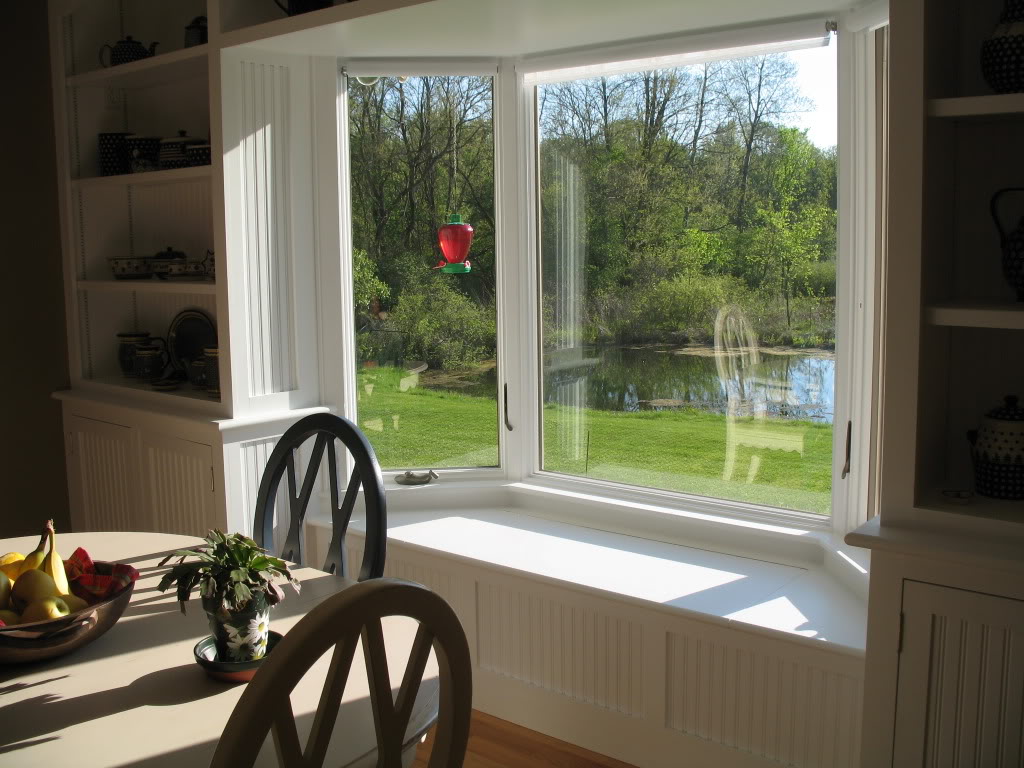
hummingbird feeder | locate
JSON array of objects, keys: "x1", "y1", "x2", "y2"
[{"x1": 435, "y1": 214, "x2": 474, "y2": 274}]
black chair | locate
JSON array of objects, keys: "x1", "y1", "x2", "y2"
[{"x1": 253, "y1": 413, "x2": 386, "y2": 580}]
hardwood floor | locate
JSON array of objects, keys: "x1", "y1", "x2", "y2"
[{"x1": 412, "y1": 710, "x2": 636, "y2": 768}]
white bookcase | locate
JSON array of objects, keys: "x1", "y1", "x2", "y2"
[
  {"x1": 848, "y1": 0, "x2": 1024, "y2": 764},
  {"x1": 47, "y1": 0, "x2": 433, "y2": 536}
]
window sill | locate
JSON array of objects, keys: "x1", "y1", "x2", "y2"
[{"x1": 310, "y1": 497, "x2": 868, "y2": 656}]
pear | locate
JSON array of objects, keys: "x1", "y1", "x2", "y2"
[
  {"x1": 62, "y1": 594, "x2": 89, "y2": 613},
  {"x1": 0, "y1": 609, "x2": 20, "y2": 626},
  {"x1": 16, "y1": 525, "x2": 50, "y2": 578},
  {"x1": 41, "y1": 521, "x2": 69, "y2": 596},
  {"x1": 11, "y1": 569, "x2": 58, "y2": 612}
]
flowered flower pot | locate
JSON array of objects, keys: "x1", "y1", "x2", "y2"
[{"x1": 202, "y1": 593, "x2": 271, "y2": 662}]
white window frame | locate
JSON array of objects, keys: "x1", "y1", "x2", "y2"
[{"x1": 327, "y1": 8, "x2": 887, "y2": 542}]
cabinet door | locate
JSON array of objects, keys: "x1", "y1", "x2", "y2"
[
  {"x1": 139, "y1": 431, "x2": 217, "y2": 536},
  {"x1": 66, "y1": 415, "x2": 140, "y2": 532},
  {"x1": 894, "y1": 581, "x2": 1024, "y2": 767}
]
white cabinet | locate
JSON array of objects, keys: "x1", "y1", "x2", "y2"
[
  {"x1": 63, "y1": 405, "x2": 219, "y2": 536},
  {"x1": 65, "y1": 415, "x2": 139, "y2": 532},
  {"x1": 894, "y1": 582, "x2": 1024, "y2": 766}
]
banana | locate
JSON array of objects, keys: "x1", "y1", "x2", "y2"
[
  {"x1": 17, "y1": 525, "x2": 50, "y2": 578},
  {"x1": 0, "y1": 553, "x2": 23, "y2": 583},
  {"x1": 42, "y1": 520, "x2": 69, "y2": 596}
]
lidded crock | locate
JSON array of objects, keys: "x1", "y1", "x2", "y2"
[{"x1": 968, "y1": 394, "x2": 1024, "y2": 500}]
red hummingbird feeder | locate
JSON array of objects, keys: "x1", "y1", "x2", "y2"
[{"x1": 435, "y1": 214, "x2": 473, "y2": 274}]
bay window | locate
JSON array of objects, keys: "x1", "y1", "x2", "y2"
[{"x1": 336, "y1": 13, "x2": 881, "y2": 535}]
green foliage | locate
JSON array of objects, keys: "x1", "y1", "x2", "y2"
[
  {"x1": 385, "y1": 280, "x2": 496, "y2": 370},
  {"x1": 353, "y1": 248, "x2": 390, "y2": 312},
  {"x1": 156, "y1": 530, "x2": 300, "y2": 615}
]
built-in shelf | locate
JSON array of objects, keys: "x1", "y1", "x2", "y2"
[
  {"x1": 71, "y1": 165, "x2": 211, "y2": 190},
  {"x1": 77, "y1": 279, "x2": 216, "y2": 295},
  {"x1": 918, "y1": 490, "x2": 1023, "y2": 520},
  {"x1": 928, "y1": 93, "x2": 1024, "y2": 119},
  {"x1": 67, "y1": 46, "x2": 209, "y2": 89},
  {"x1": 219, "y1": 0, "x2": 432, "y2": 48},
  {"x1": 925, "y1": 301, "x2": 1024, "y2": 329},
  {"x1": 83, "y1": 375, "x2": 222, "y2": 412}
]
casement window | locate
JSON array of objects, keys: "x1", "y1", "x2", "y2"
[{"x1": 335, "y1": 10, "x2": 885, "y2": 535}]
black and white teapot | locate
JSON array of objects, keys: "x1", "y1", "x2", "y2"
[
  {"x1": 968, "y1": 395, "x2": 1024, "y2": 500},
  {"x1": 99, "y1": 36, "x2": 159, "y2": 67}
]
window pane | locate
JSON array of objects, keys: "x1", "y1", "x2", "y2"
[
  {"x1": 539, "y1": 46, "x2": 837, "y2": 515},
  {"x1": 349, "y1": 75, "x2": 498, "y2": 469}
]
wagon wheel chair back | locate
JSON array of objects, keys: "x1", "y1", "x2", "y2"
[{"x1": 253, "y1": 413, "x2": 387, "y2": 580}]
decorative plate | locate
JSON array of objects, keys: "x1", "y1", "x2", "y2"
[{"x1": 167, "y1": 310, "x2": 217, "y2": 373}]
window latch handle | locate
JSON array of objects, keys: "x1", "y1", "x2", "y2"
[
  {"x1": 504, "y1": 383, "x2": 513, "y2": 431},
  {"x1": 841, "y1": 420, "x2": 852, "y2": 479}
]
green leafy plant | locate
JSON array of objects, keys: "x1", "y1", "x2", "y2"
[{"x1": 157, "y1": 530, "x2": 300, "y2": 614}]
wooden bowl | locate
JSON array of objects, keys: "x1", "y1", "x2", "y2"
[{"x1": 0, "y1": 562, "x2": 135, "y2": 664}]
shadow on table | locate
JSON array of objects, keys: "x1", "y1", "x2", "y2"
[{"x1": 0, "y1": 664, "x2": 222, "y2": 748}]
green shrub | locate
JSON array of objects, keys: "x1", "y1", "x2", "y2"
[{"x1": 386, "y1": 280, "x2": 496, "y2": 370}]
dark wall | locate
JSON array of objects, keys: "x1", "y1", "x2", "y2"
[{"x1": 0, "y1": 6, "x2": 72, "y2": 536}]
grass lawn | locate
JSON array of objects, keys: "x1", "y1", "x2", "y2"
[{"x1": 357, "y1": 366, "x2": 833, "y2": 515}]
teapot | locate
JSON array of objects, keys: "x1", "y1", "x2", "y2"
[
  {"x1": 184, "y1": 16, "x2": 208, "y2": 48},
  {"x1": 99, "y1": 36, "x2": 159, "y2": 68},
  {"x1": 990, "y1": 188, "x2": 1024, "y2": 301},
  {"x1": 967, "y1": 394, "x2": 1024, "y2": 500}
]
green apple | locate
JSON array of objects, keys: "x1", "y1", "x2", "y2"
[
  {"x1": 0, "y1": 609, "x2": 20, "y2": 626},
  {"x1": 20, "y1": 597, "x2": 70, "y2": 624}
]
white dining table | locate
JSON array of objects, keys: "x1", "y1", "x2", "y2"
[{"x1": 0, "y1": 531, "x2": 437, "y2": 767}]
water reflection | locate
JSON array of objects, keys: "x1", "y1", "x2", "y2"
[{"x1": 543, "y1": 344, "x2": 834, "y2": 423}]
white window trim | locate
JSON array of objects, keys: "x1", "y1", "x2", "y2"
[{"x1": 323, "y1": 12, "x2": 886, "y2": 549}]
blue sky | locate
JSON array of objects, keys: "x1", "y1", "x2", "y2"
[{"x1": 788, "y1": 39, "x2": 838, "y2": 149}]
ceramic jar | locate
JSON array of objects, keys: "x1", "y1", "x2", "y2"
[
  {"x1": 968, "y1": 395, "x2": 1024, "y2": 500},
  {"x1": 117, "y1": 331, "x2": 151, "y2": 377},
  {"x1": 202, "y1": 592, "x2": 271, "y2": 662},
  {"x1": 982, "y1": 1, "x2": 1024, "y2": 93},
  {"x1": 186, "y1": 143, "x2": 212, "y2": 167},
  {"x1": 204, "y1": 347, "x2": 220, "y2": 398},
  {"x1": 133, "y1": 343, "x2": 168, "y2": 381},
  {"x1": 159, "y1": 131, "x2": 204, "y2": 170},
  {"x1": 184, "y1": 16, "x2": 208, "y2": 48},
  {"x1": 98, "y1": 132, "x2": 132, "y2": 176},
  {"x1": 126, "y1": 135, "x2": 160, "y2": 173}
]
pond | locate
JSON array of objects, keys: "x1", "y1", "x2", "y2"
[
  {"x1": 544, "y1": 345, "x2": 835, "y2": 423},
  {"x1": 423, "y1": 345, "x2": 835, "y2": 424}
]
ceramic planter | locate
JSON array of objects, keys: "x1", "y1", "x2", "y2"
[
  {"x1": 968, "y1": 394, "x2": 1024, "y2": 500},
  {"x1": 202, "y1": 592, "x2": 271, "y2": 662}
]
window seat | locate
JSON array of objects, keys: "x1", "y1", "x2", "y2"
[{"x1": 313, "y1": 506, "x2": 866, "y2": 655}]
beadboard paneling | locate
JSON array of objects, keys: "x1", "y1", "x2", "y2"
[
  {"x1": 237, "y1": 58, "x2": 297, "y2": 397},
  {"x1": 141, "y1": 433, "x2": 215, "y2": 536},
  {"x1": 68, "y1": 416, "x2": 137, "y2": 532},
  {"x1": 665, "y1": 630, "x2": 861, "y2": 768},
  {"x1": 477, "y1": 580, "x2": 645, "y2": 718},
  {"x1": 896, "y1": 581, "x2": 1024, "y2": 768},
  {"x1": 131, "y1": 180, "x2": 214, "y2": 264}
]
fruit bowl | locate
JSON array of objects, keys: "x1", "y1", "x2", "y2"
[{"x1": 0, "y1": 561, "x2": 135, "y2": 664}]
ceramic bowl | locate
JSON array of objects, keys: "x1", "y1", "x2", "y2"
[
  {"x1": 193, "y1": 630, "x2": 283, "y2": 683},
  {"x1": 0, "y1": 562, "x2": 135, "y2": 664},
  {"x1": 109, "y1": 256, "x2": 152, "y2": 280}
]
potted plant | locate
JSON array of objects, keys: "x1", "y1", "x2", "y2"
[{"x1": 157, "y1": 530, "x2": 299, "y2": 662}]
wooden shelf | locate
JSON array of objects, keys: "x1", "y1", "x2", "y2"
[
  {"x1": 71, "y1": 165, "x2": 211, "y2": 190},
  {"x1": 925, "y1": 301, "x2": 1024, "y2": 329},
  {"x1": 82, "y1": 376, "x2": 223, "y2": 413},
  {"x1": 917, "y1": 491, "x2": 1024, "y2": 525},
  {"x1": 928, "y1": 93, "x2": 1024, "y2": 119},
  {"x1": 67, "y1": 46, "x2": 209, "y2": 89},
  {"x1": 78, "y1": 279, "x2": 216, "y2": 295},
  {"x1": 219, "y1": 0, "x2": 432, "y2": 48}
]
